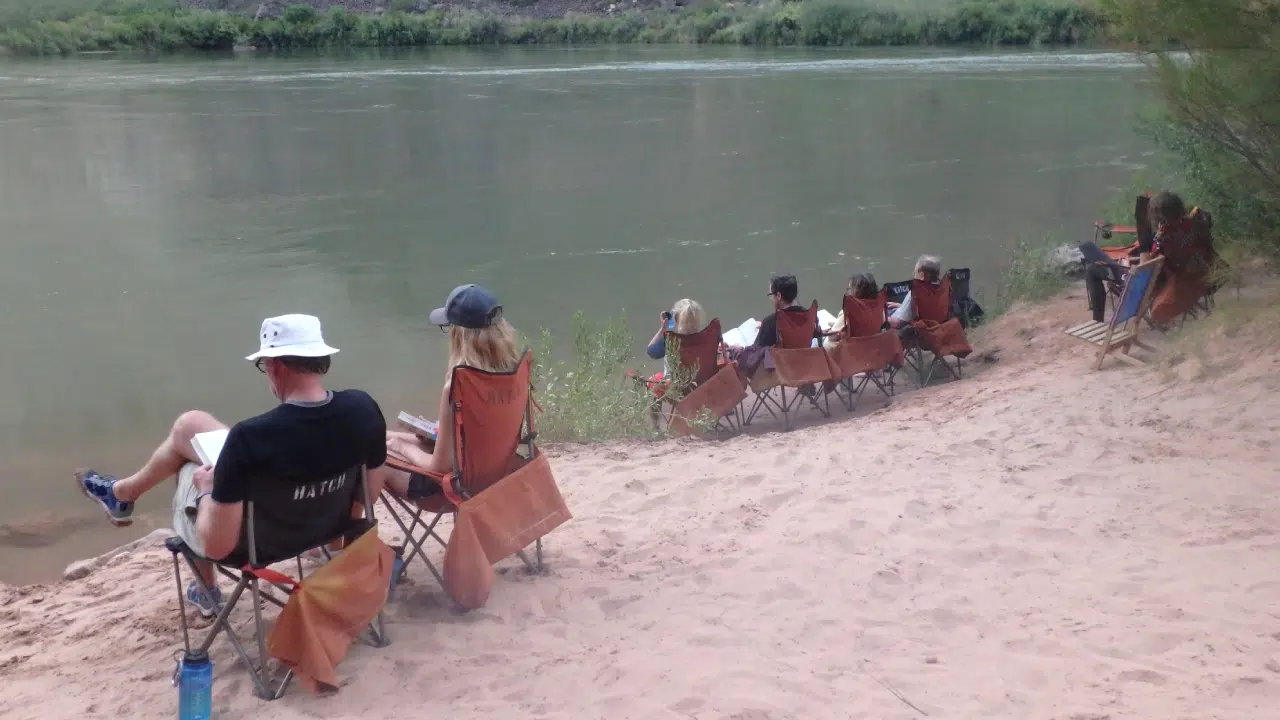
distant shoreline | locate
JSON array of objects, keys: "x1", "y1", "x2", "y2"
[{"x1": 0, "y1": 0, "x2": 1111, "y2": 58}]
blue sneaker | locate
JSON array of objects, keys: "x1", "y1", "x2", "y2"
[
  {"x1": 74, "y1": 469, "x2": 134, "y2": 526},
  {"x1": 186, "y1": 581, "x2": 224, "y2": 619}
]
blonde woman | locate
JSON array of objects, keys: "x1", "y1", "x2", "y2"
[
  {"x1": 644, "y1": 298, "x2": 707, "y2": 386},
  {"x1": 378, "y1": 284, "x2": 519, "y2": 500}
]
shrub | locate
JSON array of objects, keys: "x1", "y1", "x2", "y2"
[{"x1": 531, "y1": 313, "x2": 662, "y2": 444}]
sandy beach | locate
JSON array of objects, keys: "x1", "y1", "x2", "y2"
[{"x1": 3, "y1": 283, "x2": 1280, "y2": 719}]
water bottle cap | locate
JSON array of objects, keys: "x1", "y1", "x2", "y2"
[{"x1": 183, "y1": 650, "x2": 210, "y2": 665}]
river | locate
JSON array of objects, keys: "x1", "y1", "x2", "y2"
[{"x1": 0, "y1": 47, "x2": 1149, "y2": 583}]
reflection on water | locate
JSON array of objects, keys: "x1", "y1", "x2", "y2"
[{"x1": 0, "y1": 47, "x2": 1148, "y2": 583}]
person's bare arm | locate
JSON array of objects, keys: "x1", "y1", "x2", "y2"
[
  {"x1": 192, "y1": 465, "x2": 243, "y2": 561},
  {"x1": 386, "y1": 384, "x2": 454, "y2": 475}
]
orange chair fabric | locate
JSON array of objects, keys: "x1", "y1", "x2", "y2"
[
  {"x1": 668, "y1": 362, "x2": 748, "y2": 438},
  {"x1": 448, "y1": 354, "x2": 532, "y2": 494},
  {"x1": 267, "y1": 529, "x2": 394, "y2": 694},
  {"x1": 1149, "y1": 209, "x2": 1218, "y2": 325},
  {"x1": 776, "y1": 302, "x2": 820, "y2": 349},
  {"x1": 668, "y1": 318, "x2": 724, "y2": 389},
  {"x1": 829, "y1": 331, "x2": 905, "y2": 377},
  {"x1": 385, "y1": 351, "x2": 571, "y2": 609},
  {"x1": 911, "y1": 277, "x2": 952, "y2": 325},
  {"x1": 442, "y1": 454, "x2": 571, "y2": 609},
  {"x1": 841, "y1": 291, "x2": 889, "y2": 339},
  {"x1": 912, "y1": 318, "x2": 973, "y2": 359}
]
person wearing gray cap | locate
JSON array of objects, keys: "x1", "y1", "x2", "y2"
[
  {"x1": 379, "y1": 284, "x2": 521, "y2": 501},
  {"x1": 74, "y1": 314, "x2": 387, "y2": 618}
]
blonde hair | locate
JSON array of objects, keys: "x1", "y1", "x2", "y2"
[
  {"x1": 670, "y1": 298, "x2": 706, "y2": 335},
  {"x1": 447, "y1": 317, "x2": 520, "y2": 377}
]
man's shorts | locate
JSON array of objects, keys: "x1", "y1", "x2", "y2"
[{"x1": 172, "y1": 462, "x2": 207, "y2": 558}]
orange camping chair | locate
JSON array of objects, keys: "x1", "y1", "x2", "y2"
[
  {"x1": 744, "y1": 302, "x2": 838, "y2": 431},
  {"x1": 659, "y1": 318, "x2": 748, "y2": 436},
  {"x1": 1093, "y1": 193, "x2": 1153, "y2": 264},
  {"x1": 380, "y1": 351, "x2": 572, "y2": 609},
  {"x1": 910, "y1": 276, "x2": 972, "y2": 385},
  {"x1": 828, "y1": 290, "x2": 904, "y2": 411},
  {"x1": 166, "y1": 466, "x2": 389, "y2": 700},
  {"x1": 632, "y1": 318, "x2": 744, "y2": 434}
]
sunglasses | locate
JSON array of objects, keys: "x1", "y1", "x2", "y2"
[{"x1": 254, "y1": 358, "x2": 268, "y2": 373}]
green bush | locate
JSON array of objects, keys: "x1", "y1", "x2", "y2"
[
  {"x1": 282, "y1": 4, "x2": 317, "y2": 25},
  {"x1": 531, "y1": 312, "x2": 661, "y2": 444},
  {"x1": 987, "y1": 234, "x2": 1070, "y2": 318},
  {"x1": 1102, "y1": 0, "x2": 1280, "y2": 258},
  {"x1": 0, "y1": 0, "x2": 1113, "y2": 55}
]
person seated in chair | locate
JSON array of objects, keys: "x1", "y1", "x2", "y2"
[
  {"x1": 829, "y1": 272, "x2": 880, "y2": 343},
  {"x1": 75, "y1": 315, "x2": 388, "y2": 617},
  {"x1": 888, "y1": 254, "x2": 942, "y2": 330},
  {"x1": 1147, "y1": 190, "x2": 1218, "y2": 326},
  {"x1": 643, "y1": 298, "x2": 707, "y2": 392},
  {"x1": 754, "y1": 274, "x2": 813, "y2": 347},
  {"x1": 379, "y1": 284, "x2": 521, "y2": 501}
]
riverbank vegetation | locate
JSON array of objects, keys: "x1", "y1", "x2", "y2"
[
  {"x1": 1103, "y1": 0, "x2": 1280, "y2": 259},
  {"x1": 0, "y1": 0, "x2": 1108, "y2": 56}
]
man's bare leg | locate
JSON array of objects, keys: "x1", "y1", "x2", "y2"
[{"x1": 112, "y1": 411, "x2": 227, "y2": 503}]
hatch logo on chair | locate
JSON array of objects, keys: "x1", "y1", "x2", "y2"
[{"x1": 293, "y1": 472, "x2": 349, "y2": 501}]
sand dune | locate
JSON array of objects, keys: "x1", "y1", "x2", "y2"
[{"x1": 3, "y1": 286, "x2": 1280, "y2": 719}]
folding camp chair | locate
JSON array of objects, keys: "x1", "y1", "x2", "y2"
[
  {"x1": 946, "y1": 268, "x2": 985, "y2": 328},
  {"x1": 629, "y1": 318, "x2": 743, "y2": 434},
  {"x1": 1064, "y1": 257, "x2": 1164, "y2": 370},
  {"x1": 828, "y1": 290, "x2": 902, "y2": 411},
  {"x1": 1092, "y1": 193, "x2": 1153, "y2": 262},
  {"x1": 380, "y1": 350, "x2": 570, "y2": 608},
  {"x1": 667, "y1": 360, "x2": 749, "y2": 438},
  {"x1": 744, "y1": 302, "x2": 837, "y2": 431},
  {"x1": 910, "y1": 276, "x2": 970, "y2": 385},
  {"x1": 166, "y1": 465, "x2": 388, "y2": 701}
]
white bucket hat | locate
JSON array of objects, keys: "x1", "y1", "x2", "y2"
[{"x1": 245, "y1": 314, "x2": 340, "y2": 361}]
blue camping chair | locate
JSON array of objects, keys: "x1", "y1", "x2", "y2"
[{"x1": 1063, "y1": 257, "x2": 1165, "y2": 370}]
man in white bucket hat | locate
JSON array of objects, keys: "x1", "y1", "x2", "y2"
[{"x1": 75, "y1": 314, "x2": 387, "y2": 617}]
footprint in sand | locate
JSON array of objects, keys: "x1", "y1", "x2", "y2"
[{"x1": 1116, "y1": 668, "x2": 1168, "y2": 685}]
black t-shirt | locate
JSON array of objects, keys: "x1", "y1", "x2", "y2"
[
  {"x1": 754, "y1": 305, "x2": 807, "y2": 347},
  {"x1": 212, "y1": 389, "x2": 387, "y2": 506}
]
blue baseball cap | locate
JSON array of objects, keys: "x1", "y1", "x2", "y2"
[{"x1": 429, "y1": 284, "x2": 503, "y2": 329}]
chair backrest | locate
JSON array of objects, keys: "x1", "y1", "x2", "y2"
[
  {"x1": 841, "y1": 290, "x2": 888, "y2": 338},
  {"x1": 245, "y1": 464, "x2": 370, "y2": 568},
  {"x1": 946, "y1": 268, "x2": 972, "y2": 302},
  {"x1": 1113, "y1": 257, "x2": 1164, "y2": 327},
  {"x1": 911, "y1": 276, "x2": 952, "y2": 324},
  {"x1": 449, "y1": 350, "x2": 535, "y2": 496},
  {"x1": 666, "y1": 318, "x2": 723, "y2": 387},
  {"x1": 1135, "y1": 193, "x2": 1154, "y2": 252},
  {"x1": 883, "y1": 280, "x2": 912, "y2": 305},
  {"x1": 776, "y1": 302, "x2": 819, "y2": 349}
]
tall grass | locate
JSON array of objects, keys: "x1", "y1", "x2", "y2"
[
  {"x1": 986, "y1": 234, "x2": 1072, "y2": 318},
  {"x1": 0, "y1": 0, "x2": 1111, "y2": 56},
  {"x1": 530, "y1": 312, "x2": 663, "y2": 444}
]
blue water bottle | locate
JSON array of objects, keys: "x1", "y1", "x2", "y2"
[{"x1": 175, "y1": 649, "x2": 212, "y2": 720}]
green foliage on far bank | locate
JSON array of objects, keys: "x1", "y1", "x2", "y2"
[{"x1": 0, "y1": 0, "x2": 1109, "y2": 56}]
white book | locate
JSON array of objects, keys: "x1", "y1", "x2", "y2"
[
  {"x1": 817, "y1": 308, "x2": 838, "y2": 333},
  {"x1": 722, "y1": 318, "x2": 760, "y2": 348},
  {"x1": 397, "y1": 411, "x2": 439, "y2": 440},
  {"x1": 192, "y1": 429, "x2": 230, "y2": 468}
]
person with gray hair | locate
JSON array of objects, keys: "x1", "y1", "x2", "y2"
[{"x1": 888, "y1": 254, "x2": 942, "y2": 329}]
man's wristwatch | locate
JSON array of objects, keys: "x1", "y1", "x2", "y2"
[{"x1": 194, "y1": 491, "x2": 212, "y2": 508}]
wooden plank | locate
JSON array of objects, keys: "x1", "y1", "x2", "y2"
[
  {"x1": 1080, "y1": 325, "x2": 1113, "y2": 342},
  {"x1": 1064, "y1": 321, "x2": 1102, "y2": 335},
  {"x1": 1114, "y1": 351, "x2": 1146, "y2": 366}
]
